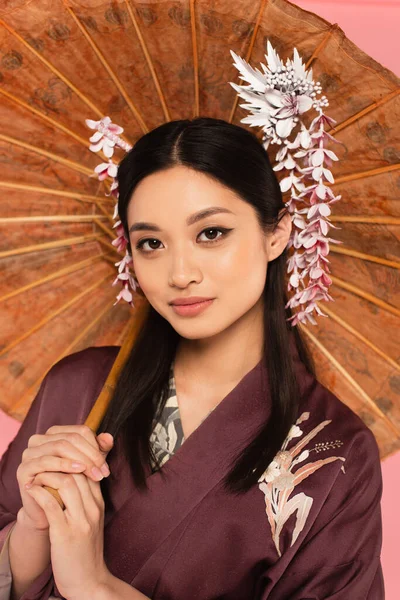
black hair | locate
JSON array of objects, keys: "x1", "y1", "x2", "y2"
[{"x1": 98, "y1": 117, "x2": 315, "y2": 496}]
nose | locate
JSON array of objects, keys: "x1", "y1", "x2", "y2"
[{"x1": 168, "y1": 250, "x2": 202, "y2": 288}]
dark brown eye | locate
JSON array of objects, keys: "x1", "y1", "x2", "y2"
[
  {"x1": 136, "y1": 238, "x2": 163, "y2": 251},
  {"x1": 198, "y1": 227, "x2": 232, "y2": 243},
  {"x1": 203, "y1": 228, "x2": 220, "y2": 240}
]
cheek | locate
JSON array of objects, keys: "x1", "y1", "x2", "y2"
[{"x1": 210, "y1": 239, "x2": 266, "y2": 282}]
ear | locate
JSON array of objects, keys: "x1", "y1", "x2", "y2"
[{"x1": 266, "y1": 208, "x2": 292, "y2": 262}]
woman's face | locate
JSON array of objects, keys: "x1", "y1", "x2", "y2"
[{"x1": 126, "y1": 165, "x2": 289, "y2": 341}]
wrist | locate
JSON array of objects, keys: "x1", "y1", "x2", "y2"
[
  {"x1": 91, "y1": 572, "x2": 150, "y2": 600},
  {"x1": 89, "y1": 572, "x2": 116, "y2": 600}
]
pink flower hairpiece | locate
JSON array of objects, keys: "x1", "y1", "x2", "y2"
[{"x1": 86, "y1": 41, "x2": 342, "y2": 326}]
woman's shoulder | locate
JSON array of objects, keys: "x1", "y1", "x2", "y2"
[
  {"x1": 296, "y1": 370, "x2": 381, "y2": 473},
  {"x1": 33, "y1": 345, "x2": 122, "y2": 428},
  {"x1": 48, "y1": 345, "x2": 121, "y2": 379}
]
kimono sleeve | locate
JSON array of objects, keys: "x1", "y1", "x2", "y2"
[
  {"x1": 258, "y1": 426, "x2": 384, "y2": 599},
  {"x1": 0, "y1": 372, "x2": 57, "y2": 599}
]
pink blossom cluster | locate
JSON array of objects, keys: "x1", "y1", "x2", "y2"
[{"x1": 86, "y1": 117, "x2": 136, "y2": 307}]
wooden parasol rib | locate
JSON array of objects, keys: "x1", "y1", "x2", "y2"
[
  {"x1": 330, "y1": 275, "x2": 400, "y2": 318},
  {"x1": 329, "y1": 246, "x2": 400, "y2": 270},
  {"x1": 0, "y1": 133, "x2": 93, "y2": 176},
  {"x1": 94, "y1": 202, "x2": 115, "y2": 226},
  {"x1": 315, "y1": 303, "x2": 400, "y2": 373},
  {"x1": 0, "y1": 181, "x2": 114, "y2": 206},
  {"x1": 124, "y1": 0, "x2": 171, "y2": 122},
  {"x1": 299, "y1": 323, "x2": 400, "y2": 438},
  {"x1": 96, "y1": 236, "x2": 121, "y2": 256},
  {"x1": 0, "y1": 17, "x2": 132, "y2": 147},
  {"x1": 11, "y1": 295, "x2": 130, "y2": 417},
  {"x1": 330, "y1": 89, "x2": 400, "y2": 134},
  {"x1": 0, "y1": 253, "x2": 107, "y2": 303},
  {"x1": 0, "y1": 89, "x2": 111, "y2": 164},
  {"x1": 227, "y1": 0, "x2": 268, "y2": 124},
  {"x1": 0, "y1": 274, "x2": 111, "y2": 358},
  {"x1": 0, "y1": 233, "x2": 107, "y2": 259},
  {"x1": 0, "y1": 215, "x2": 109, "y2": 224},
  {"x1": 64, "y1": 2, "x2": 148, "y2": 134}
]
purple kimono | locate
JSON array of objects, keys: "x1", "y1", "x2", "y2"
[{"x1": 0, "y1": 345, "x2": 384, "y2": 599}]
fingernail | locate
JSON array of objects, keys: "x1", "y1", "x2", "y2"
[
  {"x1": 71, "y1": 462, "x2": 85, "y2": 469},
  {"x1": 91, "y1": 466, "x2": 104, "y2": 481},
  {"x1": 100, "y1": 463, "x2": 110, "y2": 476}
]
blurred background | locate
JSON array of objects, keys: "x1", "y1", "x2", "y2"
[{"x1": 1, "y1": 0, "x2": 398, "y2": 597}]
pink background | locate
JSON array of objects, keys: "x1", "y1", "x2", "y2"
[
  {"x1": 1, "y1": 0, "x2": 398, "y2": 596},
  {"x1": 294, "y1": 2, "x2": 399, "y2": 599}
]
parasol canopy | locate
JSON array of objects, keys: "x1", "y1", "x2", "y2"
[{"x1": 0, "y1": 0, "x2": 399, "y2": 462}]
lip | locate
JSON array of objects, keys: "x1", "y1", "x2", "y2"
[
  {"x1": 171, "y1": 298, "x2": 214, "y2": 317},
  {"x1": 170, "y1": 296, "x2": 214, "y2": 306}
]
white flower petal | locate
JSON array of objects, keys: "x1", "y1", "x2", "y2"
[
  {"x1": 284, "y1": 155, "x2": 297, "y2": 170},
  {"x1": 280, "y1": 176, "x2": 293, "y2": 193},
  {"x1": 297, "y1": 95, "x2": 313, "y2": 114},
  {"x1": 319, "y1": 203, "x2": 331, "y2": 217},
  {"x1": 308, "y1": 205, "x2": 318, "y2": 219},
  {"x1": 312, "y1": 166, "x2": 323, "y2": 181},
  {"x1": 89, "y1": 131, "x2": 103, "y2": 143},
  {"x1": 320, "y1": 219, "x2": 329, "y2": 236},
  {"x1": 300, "y1": 129, "x2": 312, "y2": 149},
  {"x1": 89, "y1": 140, "x2": 105, "y2": 153},
  {"x1": 324, "y1": 149, "x2": 339, "y2": 161},
  {"x1": 264, "y1": 90, "x2": 284, "y2": 108},
  {"x1": 311, "y1": 148, "x2": 325, "y2": 167},
  {"x1": 103, "y1": 144, "x2": 114, "y2": 159},
  {"x1": 229, "y1": 50, "x2": 268, "y2": 93},
  {"x1": 310, "y1": 267, "x2": 324, "y2": 279},
  {"x1": 323, "y1": 168, "x2": 335, "y2": 184},
  {"x1": 108, "y1": 163, "x2": 118, "y2": 178},
  {"x1": 94, "y1": 162, "x2": 108, "y2": 173},
  {"x1": 240, "y1": 113, "x2": 273, "y2": 127},
  {"x1": 316, "y1": 184, "x2": 327, "y2": 200},
  {"x1": 276, "y1": 117, "x2": 295, "y2": 138},
  {"x1": 121, "y1": 287, "x2": 133, "y2": 302},
  {"x1": 265, "y1": 40, "x2": 282, "y2": 73},
  {"x1": 85, "y1": 118, "x2": 99, "y2": 129}
]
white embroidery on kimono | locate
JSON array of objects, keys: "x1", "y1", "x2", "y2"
[{"x1": 257, "y1": 411, "x2": 346, "y2": 557}]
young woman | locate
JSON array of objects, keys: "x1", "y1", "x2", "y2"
[{"x1": 0, "y1": 118, "x2": 384, "y2": 599}]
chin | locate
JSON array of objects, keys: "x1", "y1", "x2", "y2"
[{"x1": 172, "y1": 317, "x2": 235, "y2": 341}]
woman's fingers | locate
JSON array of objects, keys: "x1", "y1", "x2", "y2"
[
  {"x1": 46, "y1": 425, "x2": 100, "y2": 449},
  {"x1": 30, "y1": 472, "x2": 104, "y2": 523},
  {"x1": 25, "y1": 439, "x2": 108, "y2": 476},
  {"x1": 29, "y1": 472, "x2": 88, "y2": 522},
  {"x1": 25, "y1": 434, "x2": 112, "y2": 482},
  {"x1": 17, "y1": 453, "x2": 87, "y2": 487},
  {"x1": 73, "y1": 472, "x2": 105, "y2": 515}
]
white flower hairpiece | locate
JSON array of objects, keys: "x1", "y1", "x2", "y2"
[
  {"x1": 86, "y1": 41, "x2": 342, "y2": 325},
  {"x1": 229, "y1": 42, "x2": 343, "y2": 326}
]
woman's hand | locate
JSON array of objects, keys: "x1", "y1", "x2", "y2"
[
  {"x1": 16, "y1": 425, "x2": 114, "y2": 532},
  {"x1": 24, "y1": 469, "x2": 110, "y2": 600}
]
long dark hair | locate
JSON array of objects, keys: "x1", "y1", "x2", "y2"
[{"x1": 98, "y1": 117, "x2": 316, "y2": 496}]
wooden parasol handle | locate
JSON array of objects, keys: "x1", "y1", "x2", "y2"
[{"x1": 43, "y1": 298, "x2": 150, "y2": 509}]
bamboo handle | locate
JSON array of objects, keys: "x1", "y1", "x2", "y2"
[{"x1": 43, "y1": 298, "x2": 150, "y2": 509}]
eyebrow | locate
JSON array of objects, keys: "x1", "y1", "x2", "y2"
[{"x1": 129, "y1": 206, "x2": 235, "y2": 234}]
